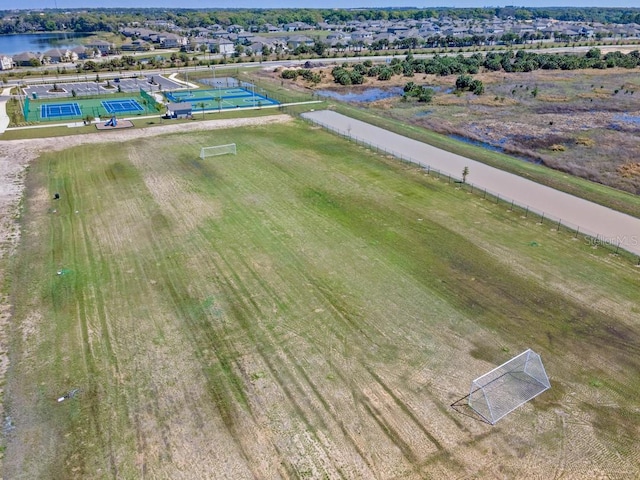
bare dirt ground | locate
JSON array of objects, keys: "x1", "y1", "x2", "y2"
[{"x1": 0, "y1": 114, "x2": 291, "y2": 472}]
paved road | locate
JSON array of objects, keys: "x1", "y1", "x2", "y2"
[{"x1": 302, "y1": 110, "x2": 640, "y2": 257}]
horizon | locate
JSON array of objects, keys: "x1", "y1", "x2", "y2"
[{"x1": 3, "y1": 1, "x2": 640, "y2": 11}]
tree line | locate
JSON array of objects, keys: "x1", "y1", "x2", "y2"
[
  {"x1": 1, "y1": 7, "x2": 639, "y2": 35},
  {"x1": 281, "y1": 48, "x2": 640, "y2": 88}
]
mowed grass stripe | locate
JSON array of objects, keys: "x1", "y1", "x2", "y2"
[{"x1": 5, "y1": 120, "x2": 640, "y2": 478}]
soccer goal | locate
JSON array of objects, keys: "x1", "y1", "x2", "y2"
[
  {"x1": 468, "y1": 349, "x2": 550, "y2": 424},
  {"x1": 200, "y1": 143, "x2": 236, "y2": 159}
]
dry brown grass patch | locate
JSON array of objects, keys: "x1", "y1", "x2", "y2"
[
  {"x1": 537, "y1": 94, "x2": 571, "y2": 103},
  {"x1": 575, "y1": 136, "x2": 595, "y2": 147},
  {"x1": 617, "y1": 162, "x2": 640, "y2": 177}
]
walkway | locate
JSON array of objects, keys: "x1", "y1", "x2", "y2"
[{"x1": 302, "y1": 110, "x2": 640, "y2": 257}]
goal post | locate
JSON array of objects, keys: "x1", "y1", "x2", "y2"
[
  {"x1": 200, "y1": 143, "x2": 236, "y2": 159},
  {"x1": 468, "y1": 349, "x2": 550, "y2": 424}
]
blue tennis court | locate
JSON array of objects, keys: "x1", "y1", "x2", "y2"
[
  {"x1": 101, "y1": 99, "x2": 144, "y2": 114},
  {"x1": 40, "y1": 102, "x2": 82, "y2": 119}
]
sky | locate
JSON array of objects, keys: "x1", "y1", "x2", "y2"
[{"x1": 8, "y1": 1, "x2": 640, "y2": 10}]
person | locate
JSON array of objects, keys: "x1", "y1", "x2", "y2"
[{"x1": 53, "y1": 193, "x2": 60, "y2": 200}]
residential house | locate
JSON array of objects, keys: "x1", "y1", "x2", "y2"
[
  {"x1": 120, "y1": 39, "x2": 153, "y2": 51},
  {"x1": 284, "y1": 22, "x2": 315, "y2": 32},
  {"x1": 84, "y1": 40, "x2": 114, "y2": 55},
  {"x1": 0, "y1": 55, "x2": 12, "y2": 70},
  {"x1": 264, "y1": 24, "x2": 280, "y2": 33},
  {"x1": 227, "y1": 24, "x2": 245, "y2": 34},
  {"x1": 42, "y1": 48, "x2": 72, "y2": 63},
  {"x1": 158, "y1": 33, "x2": 184, "y2": 48},
  {"x1": 287, "y1": 35, "x2": 314, "y2": 49},
  {"x1": 12, "y1": 52, "x2": 42, "y2": 67},
  {"x1": 71, "y1": 46, "x2": 89, "y2": 60},
  {"x1": 208, "y1": 38, "x2": 235, "y2": 55}
]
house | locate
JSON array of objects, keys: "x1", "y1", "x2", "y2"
[
  {"x1": 227, "y1": 24, "x2": 245, "y2": 34},
  {"x1": 12, "y1": 52, "x2": 42, "y2": 67},
  {"x1": 42, "y1": 48, "x2": 72, "y2": 63},
  {"x1": 284, "y1": 22, "x2": 315, "y2": 32},
  {"x1": 85, "y1": 40, "x2": 113, "y2": 55},
  {"x1": 0, "y1": 55, "x2": 12, "y2": 70},
  {"x1": 351, "y1": 30, "x2": 374, "y2": 44},
  {"x1": 71, "y1": 46, "x2": 89, "y2": 60},
  {"x1": 264, "y1": 23, "x2": 280, "y2": 33},
  {"x1": 120, "y1": 39, "x2": 152, "y2": 51},
  {"x1": 159, "y1": 33, "x2": 184, "y2": 48},
  {"x1": 207, "y1": 38, "x2": 235, "y2": 55},
  {"x1": 287, "y1": 35, "x2": 314, "y2": 49}
]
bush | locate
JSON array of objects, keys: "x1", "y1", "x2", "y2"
[{"x1": 281, "y1": 69, "x2": 299, "y2": 79}]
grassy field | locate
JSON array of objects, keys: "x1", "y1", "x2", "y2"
[{"x1": 4, "y1": 119, "x2": 640, "y2": 478}]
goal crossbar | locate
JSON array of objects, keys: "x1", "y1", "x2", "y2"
[{"x1": 200, "y1": 143, "x2": 236, "y2": 158}]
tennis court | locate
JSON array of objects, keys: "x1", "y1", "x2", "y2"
[
  {"x1": 102, "y1": 99, "x2": 145, "y2": 114},
  {"x1": 40, "y1": 102, "x2": 82, "y2": 119},
  {"x1": 23, "y1": 92, "x2": 162, "y2": 123},
  {"x1": 164, "y1": 87, "x2": 279, "y2": 111}
]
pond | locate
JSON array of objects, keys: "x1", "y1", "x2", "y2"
[
  {"x1": 449, "y1": 134, "x2": 542, "y2": 164},
  {"x1": 315, "y1": 87, "x2": 403, "y2": 102},
  {"x1": 0, "y1": 32, "x2": 92, "y2": 55}
]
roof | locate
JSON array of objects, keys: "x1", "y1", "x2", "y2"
[{"x1": 169, "y1": 102, "x2": 192, "y2": 112}]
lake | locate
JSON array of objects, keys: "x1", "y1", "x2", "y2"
[{"x1": 0, "y1": 32, "x2": 91, "y2": 55}]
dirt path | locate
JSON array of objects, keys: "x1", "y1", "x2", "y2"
[{"x1": 302, "y1": 110, "x2": 640, "y2": 257}]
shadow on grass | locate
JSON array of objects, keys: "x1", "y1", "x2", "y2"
[{"x1": 450, "y1": 393, "x2": 492, "y2": 425}]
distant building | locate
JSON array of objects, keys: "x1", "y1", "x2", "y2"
[
  {"x1": 84, "y1": 40, "x2": 114, "y2": 55},
  {"x1": 12, "y1": 52, "x2": 42, "y2": 67},
  {"x1": 0, "y1": 55, "x2": 13, "y2": 70}
]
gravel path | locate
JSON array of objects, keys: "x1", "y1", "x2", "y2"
[{"x1": 302, "y1": 110, "x2": 640, "y2": 257}]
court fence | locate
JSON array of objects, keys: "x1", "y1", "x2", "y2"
[
  {"x1": 22, "y1": 95, "x2": 156, "y2": 123},
  {"x1": 23, "y1": 95, "x2": 30, "y2": 121},
  {"x1": 302, "y1": 115, "x2": 640, "y2": 264},
  {"x1": 140, "y1": 88, "x2": 162, "y2": 112}
]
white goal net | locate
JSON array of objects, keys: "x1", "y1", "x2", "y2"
[
  {"x1": 200, "y1": 143, "x2": 236, "y2": 158},
  {"x1": 468, "y1": 349, "x2": 550, "y2": 424}
]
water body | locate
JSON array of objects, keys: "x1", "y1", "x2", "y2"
[
  {"x1": 449, "y1": 134, "x2": 542, "y2": 164},
  {"x1": 315, "y1": 87, "x2": 403, "y2": 102},
  {"x1": 0, "y1": 32, "x2": 91, "y2": 55}
]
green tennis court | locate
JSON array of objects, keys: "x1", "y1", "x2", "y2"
[{"x1": 164, "y1": 87, "x2": 279, "y2": 111}]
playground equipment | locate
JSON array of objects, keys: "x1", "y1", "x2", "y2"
[{"x1": 104, "y1": 116, "x2": 117, "y2": 127}]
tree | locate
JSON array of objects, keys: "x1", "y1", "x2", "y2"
[
  {"x1": 455, "y1": 74, "x2": 473, "y2": 91},
  {"x1": 313, "y1": 40, "x2": 326, "y2": 56},
  {"x1": 470, "y1": 79, "x2": 484, "y2": 95},
  {"x1": 197, "y1": 101, "x2": 206, "y2": 118}
]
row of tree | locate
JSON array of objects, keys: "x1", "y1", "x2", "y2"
[
  {"x1": 322, "y1": 48, "x2": 640, "y2": 84},
  {"x1": 1, "y1": 7, "x2": 640, "y2": 35}
]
